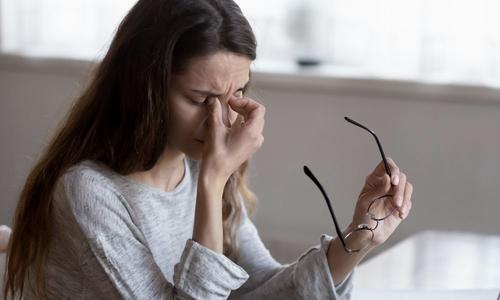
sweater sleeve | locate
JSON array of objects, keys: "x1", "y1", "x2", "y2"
[
  {"x1": 60, "y1": 170, "x2": 249, "y2": 300},
  {"x1": 229, "y1": 204, "x2": 354, "y2": 300}
]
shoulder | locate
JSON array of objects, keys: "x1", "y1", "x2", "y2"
[
  {"x1": 59, "y1": 160, "x2": 121, "y2": 198},
  {"x1": 55, "y1": 160, "x2": 126, "y2": 218},
  {"x1": 55, "y1": 161, "x2": 142, "y2": 237}
]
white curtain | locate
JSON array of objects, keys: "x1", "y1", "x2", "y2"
[{"x1": 2, "y1": 0, "x2": 500, "y2": 86}]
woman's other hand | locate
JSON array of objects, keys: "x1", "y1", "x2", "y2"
[{"x1": 351, "y1": 157, "x2": 414, "y2": 248}]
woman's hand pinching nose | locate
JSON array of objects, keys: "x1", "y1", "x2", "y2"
[{"x1": 202, "y1": 96, "x2": 266, "y2": 180}]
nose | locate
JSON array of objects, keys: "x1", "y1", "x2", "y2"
[
  {"x1": 203, "y1": 97, "x2": 237, "y2": 130},
  {"x1": 206, "y1": 97, "x2": 235, "y2": 128},
  {"x1": 219, "y1": 99, "x2": 231, "y2": 128}
]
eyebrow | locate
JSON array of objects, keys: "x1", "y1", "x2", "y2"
[{"x1": 190, "y1": 80, "x2": 250, "y2": 97}]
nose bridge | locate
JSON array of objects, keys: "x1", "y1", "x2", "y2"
[
  {"x1": 219, "y1": 97, "x2": 231, "y2": 127},
  {"x1": 203, "y1": 96, "x2": 231, "y2": 128}
]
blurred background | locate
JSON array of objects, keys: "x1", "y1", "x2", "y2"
[{"x1": 1, "y1": 0, "x2": 499, "y2": 269}]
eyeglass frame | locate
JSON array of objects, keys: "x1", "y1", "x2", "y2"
[{"x1": 302, "y1": 116, "x2": 395, "y2": 253}]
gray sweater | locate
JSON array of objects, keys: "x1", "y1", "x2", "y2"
[{"x1": 28, "y1": 157, "x2": 353, "y2": 299}]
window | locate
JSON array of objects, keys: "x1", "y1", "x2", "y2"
[
  {"x1": 2, "y1": 0, "x2": 500, "y2": 86},
  {"x1": 0, "y1": 0, "x2": 136, "y2": 59}
]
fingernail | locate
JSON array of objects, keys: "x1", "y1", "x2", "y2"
[{"x1": 392, "y1": 175, "x2": 399, "y2": 185}]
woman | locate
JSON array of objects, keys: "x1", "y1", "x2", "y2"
[{"x1": 4, "y1": 0, "x2": 413, "y2": 299}]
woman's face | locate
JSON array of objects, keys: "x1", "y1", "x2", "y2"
[{"x1": 166, "y1": 51, "x2": 252, "y2": 160}]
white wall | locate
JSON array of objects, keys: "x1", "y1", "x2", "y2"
[
  {"x1": 249, "y1": 71, "x2": 500, "y2": 261},
  {"x1": 1, "y1": 54, "x2": 499, "y2": 263}
]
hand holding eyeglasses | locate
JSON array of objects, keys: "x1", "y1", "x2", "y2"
[
  {"x1": 304, "y1": 117, "x2": 413, "y2": 253},
  {"x1": 352, "y1": 156, "x2": 413, "y2": 249}
]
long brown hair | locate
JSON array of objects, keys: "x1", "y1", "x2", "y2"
[{"x1": 4, "y1": 0, "x2": 258, "y2": 298}]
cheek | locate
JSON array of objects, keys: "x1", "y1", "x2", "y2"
[{"x1": 168, "y1": 102, "x2": 206, "y2": 137}]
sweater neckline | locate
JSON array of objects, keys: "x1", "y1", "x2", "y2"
[
  {"x1": 120, "y1": 157, "x2": 191, "y2": 196},
  {"x1": 85, "y1": 157, "x2": 192, "y2": 197}
]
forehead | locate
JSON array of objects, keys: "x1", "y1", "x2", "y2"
[{"x1": 175, "y1": 51, "x2": 251, "y2": 89}]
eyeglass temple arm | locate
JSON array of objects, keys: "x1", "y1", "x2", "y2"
[
  {"x1": 303, "y1": 166, "x2": 348, "y2": 249},
  {"x1": 344, "y1": 117, "x2": 392, "y2": 177}
]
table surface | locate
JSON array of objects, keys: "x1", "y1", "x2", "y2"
[
  {"x1": 355, "y1": 230, "x2": 500, "y2": 290},
  {"x1": 2, "y1": 231, "x2": 499, "y2": 297}
]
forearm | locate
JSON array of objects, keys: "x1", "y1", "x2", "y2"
[
  {"x1": 326, "y1": 225, "x2": 374, "y2": 285},
  {"x1": 192, "y1": 168, "x2": 228, "y2": 254}
]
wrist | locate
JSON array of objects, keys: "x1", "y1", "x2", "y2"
[
  {"x1": 344, "y1": 223, "x2": 377, "y2": 252},
  {"x1": 199, "y1": 167, "x2": 229, "y2": 191},
  {"x1": 200, "y1": 158, "x2": 232, "y2": 181}
]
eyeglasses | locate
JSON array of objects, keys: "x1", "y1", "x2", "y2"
[{"x1": 303, "y1": 117, "x2": 396, "y2": 253}]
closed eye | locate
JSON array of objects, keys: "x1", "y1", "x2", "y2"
[
  {"x1": 190, "y1": 80, "x2": 249, "y2": 103},
  {"x1": 234, "y1": 89, "x2": 244, "y2": 98},
  {"x1": 191, "y1": 88, "x2": 245, "y2": 106}
]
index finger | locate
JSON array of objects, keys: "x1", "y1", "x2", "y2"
[
  {"x1": 369, "y1": 157, "x2": 401, "y2": 185},
  {"x1": 228, "y1": 97, "x2": 265, "y2": 127}
]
